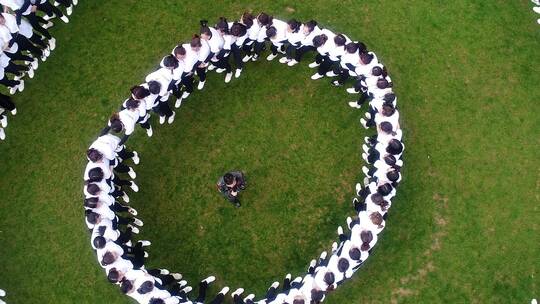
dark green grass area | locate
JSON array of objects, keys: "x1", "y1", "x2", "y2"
[{"x1": 0, "y1": 0, "x2": 538, "y2": 303}]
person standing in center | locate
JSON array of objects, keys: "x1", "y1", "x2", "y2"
[{"x1": 216, "y1": 171, "x2": 246, "y2": 208}]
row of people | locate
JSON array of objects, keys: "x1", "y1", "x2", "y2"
[
  {"x1": 0, "y1": 0, "x2": 79, "y2": 141},
  {"x1": 83, "y1": 11, "x2": 402, "y2": 304}
]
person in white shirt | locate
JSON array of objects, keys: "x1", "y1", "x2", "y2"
[
  {"x1": 278, "y1": 18, "x2": 303, "y2": 66},
  {"x1": 309, "y1": 31, "x2": 347, "y2": 80},
  {"x1": 292, "y1": 20, "x2": 320, "y2": 64},
  {"x1": 239, "y1": 12, "x2": 260, "y2": 63},
  {"x1": 264, "y1": 17, "x2": 288, "y2": 61},
  {"x1": 0, "y1": 13, "x2": 41, "y2": 66},
  {"x1": 121, "y1": 97, "x2": 153, "y2": 137},
  {"x1": 212, "y1": 17, "x2": 234, "y2": 83},
  {"x1": 229, "y1": 22, "x2": 247, "y2": 79},
  {"x1": 145, "y1": 70, "x2": 176, "y2": 124},
  {"x1": 252, "y1": 12, "x2": 273, "y2": 61},
  {"x1": 187, "y1": 35, "x2": 211, "y2": 90}
]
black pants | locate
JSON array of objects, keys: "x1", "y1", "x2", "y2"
[
  {"x1": 38, "y1": 1, "x2": 65, "y2": 18},
  {"x1": 153, "y1": 102, "x2": 173, "y2": 118},
  {"x1": 122, "y1": 242, "x2": 144, "y2": 269},
  {"x1": 231, "y1": 44, "x2": 243, "y2": 70},
  {"x1": 115, "y1": 227, "x2": 133, "y2": 245},
  {"x1": 112, "y1": 174, "x2": 131, "y2": 187},
  {"x1": 317, "y1": 55, "x2": 337, "y2": 76},
  {"x1": 23, "y1": 13, "x2": 52, "y2": 40},
  {"x1": 294, "y1": 45, "x2": 315, "y2": 62},
  {"x1": 29, "y1": 34, "x2": 48, "y2": 49},
  {"x1": 110, "y1": 202, "x2": 129, "y2": 213},
  {"x1": 6, "y1": 51, "x2": 33, "y2": 63},
  {"x1": 0, "y1": 93, "x2": 15, "y2": 111},
  {"x1": 5, "y1": 62, "x2": 28, "y2": 75},
  {"x1": 0, "y1": 77, "x2": 20, "y2": 88},
  {"x1": 196, "y1": 66, "x2": 207, "y2": 82},
  {"x1": 367, "y1": 148, "x2": 380, "y2": 164},
  {"x1": 56, "y1": 0, "x2": 73, "y2": 7},
  {"x1": 116, "y1": 147, "x2": 134, "y2": 161},
  {"x1": 286, "y1": 44, "x2": 300, "y2": 60},
  {"x1": 196, "y1": 281, "x2": 209, "y2": 303},
  {"x1": 14, "y1": 35, "x2": 43, "y2": 57},
  {"x1": 253, "y1": 40, "x2": 267, "y2": 56},
  {"x1": 242, "y1": 39, "x2": 254, "y2": 56},
  {"x1": 215, "y1": 50, "x2": 232, "y2": 73}
]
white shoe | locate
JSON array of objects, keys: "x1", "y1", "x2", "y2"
[
  {"x1": 308, "y1": 61, "x2": 320, "y2": 68},
  {"x1": 144, "y1": 251, "x2": 149, "y2": 258},
  {"x1": 128, "y1": 224, "x2": 139, "y2": 234},
  {"x1": 130, "y1": 181, "x2": 139, "y2": 192},
  {"x1": 133, "y1": 218, "x2": 144, "y2": 226},
  {"x1": 128, "y1": 167, "x2": 137, "y2": 179},
  {"x1": 203, "y1": 276, "x2": 216, "y2": 284},
  {"x1": 0, "y1": 116, "x2": 7, "y2": 128},
  {"x1": 355, "y1": 183, "x2": 362, "y2": 195},
  {"x1": 242, "y1": 55, "x2": 252, "y2": 62},
  {"x1": 123, "y1": 193, "x2": 130, "y2": 203},
  {"x1": 266, "y1": 53, "x2": 278, "y2": 61},
  {"x1": 331, "y1": 241, "x2": 338, "y2": 252},
  {"x1": 346, "y1": 87, "x2": 358, "y2": 94},
  {"x1": 197, "y1": 81, "x2": 206, "y2": 90},
  {"x1": 311, "y1": 73, "x2": 323, "y2": 80},
  {"x1": 337, "y1": 226, "x2": 343, "y2": 235},
  {"x1": 160, "y1": 269, "x2": 170, "y2": 275},
  {"x1": 319, "y1": 251, "x2": 327, "y2": 261},
  {"x1": 287, "y1": 59, "x2": 298, "y2": 66},
  {"x1": 60, "y1": 15, "x2": 69, "y2": 23},
  {"x1": 224, "y1": 72, "x2": 233, "y2": 83},
  {"x1": 219, "y1": 287, "x2": 230, "y2": 295},
  {"x1": 251, "y1": 54, "x2": 259, "y2": 61},
  {"x1": 31, "y1": 59, "x2": 39, "y2": 70},
  {"x1": 231, "y1": 288, "x2": 244, "y2": 297},
  {"x1": 168, "y1": 111, "x2": 176, "y2": 124},
  {"x1": 27, "y1": 68, "x2": 34, "y2": 78},
  {"x1": 9, "y1": 86, "x2": 17, "y2": 95},
  {"x1": 326, "y1": 71, "x2": 337, "y2": 77},
  {"x1": 362, "y1": 144, "x2": 369, "y2": 154},
  {"x1": 234, "y1": 68, "x2": 242, "y2": 78},
  {"x1": 73, "y1": 0, "x2": 78, "y2": 5},
  {"x1": 181, "y1": 286, "x2": 192, "y2": 293},
  {"x1": 18, "y1": 80, "x2": 24, "y2": 92},
  {"x1": 171, "y1": 273, "x2": 182, "y2": 280},
  {"x1": 132, "y1": 151, "x2": 140, "y2": 164},
  {"x1": 0, "y1": 128, "x2": 5, "y2": 140},
  {"x1": 44, "y1": 47, "x2": 51, "y2": 57},
  {"x1": 11, "y1": 108, "x2": 17, "y2": 115},
  {"x1": 207, "y1": 64, "x2": 216, "y2": 71},
  {"x1": 181, "y1": 92, "x2": 190, "y2": 99},
  {"x1": 347, "y1": 216, "x2": 353, "y2": 228},
  {"x1": 128, "y1": 208, "x2": 138, "y2": 216},
  {"x1": 43, "y1": 21, "x2": 54, "y2": 29},
  {"x1": 360, "y1": 118, "x2": 368, "y2": 129},
  {"x1": 279, "y1": 57, "x2": 290, "y2": 64},
  {"x1": 244, "y1": 294, "x2": 255, "y2": 302},
  {"x1": 178, "y1": 280, "x2": 187, "y2": 287},
  {"x1": 533, "y1": 0, "x2": 540, "y2": 6},
  {"x1": 53, "y1": 1, "x2": 60, "y2": 6},
  {"x1": 332, "y1": 80, "x2": 341, "y2": 87},
  {"x1": 49, "y1": 38, "x2": 56, "y2": 51},
  {"x1": 270, "y1": 281, "x2": 279, "y2": 289},
  {"x1": 537, "y1": 18, "x2": 540, "y2": 24},
  {"x1": 146, "y1": 126, "x2": 153, "y2": 137},
  {"x1": 66, "y1": 5, "x2": 73, "y2": 15},
  {"x1": 348, "y1": 101, "x2": 361, "y2": 108},
  {"x1": 362, "y1": 166, "x2": 369, "y2": 176},
  {"x1": 175, "y1": 98, "x2": 182, "y2": 108},
  {"x1": 362, "y1": 153, "x2": 368, "y2": 162},
  {"x1": 309, "y1": 259, "x2": 316, "y2": 269},
  {"x1": 43, "y1": 14, "x2": 55, "y2": 21},
  {"x1": 0, "y1": 289, "x2": 5, "y2": 296},
  {"x1": 159, "y1": 115, "x2": 166, "y2": 125},
  {"x1": 215, "y1": 68, "x2": 226, "y2": 74}
]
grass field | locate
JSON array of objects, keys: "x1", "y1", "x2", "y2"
[{"x1": 0, "y1": 0, "x2": 539, "y2": 303}]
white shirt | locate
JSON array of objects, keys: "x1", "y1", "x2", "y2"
[
  {"x1": 206, "y1": 27, "x2": 224, "y2": 53},
  {"x1": 181, "y1": 43, "x2": 200, "y2": 73},
  {"x1": 122, "y1": 98, "x2": 147, "y2": 119},
  {"x1": 268, "y1": 18, "x2": 288, "y2": 45},
  {"x1": 338, "y1": 240, "x2": 364, "y2": 274},
  {"x1": 89, "y1": 134, "x2": 121, "y2": 161},
  {"x1": 326, "y1": 254, "x2": 346, "y2": 283},
  {"x1": 91, "y1": 218, "x2": 120, "y2": 249},
  {"x1": 159, "y1": 56, "x2": 184, "y2": 81},
  {"x1": 301, "y1": 25, "x2": 322, "y2": 47},
  {"x1": 316, "y1": 29, "x2": 337, "y2": 57},
  {"x1": 140, "y1": 83, "x2": 159, "y2": 110},
  {"x1": 146, "y1": 68, "x2": 173, "y2": 97},
  {"x1": 96, "y1": 241, "x2": 124, "y2": 260},
  {"x1": 0, "y1": 27, "x2": 17, "y2": 53},
  {"x1": 245, "y1": 22, "x2": 261, "y2": 42},
  {"x1": 286, "y1": 25, "x2": 304, "y2": 45},
  {"x1": 357, "y1": 211, "x2": 385, "y2": 235},
  {"x1": 84, "y1": 161, "x2": 112, "y2": 181},
  {"x1": 1, "y1": 13, "x2": 19, "y2": 34},
  {"x1": 116, "y1": 108, "x2": 139, "y2": 136}
]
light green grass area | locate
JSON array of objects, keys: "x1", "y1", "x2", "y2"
[{"x1": 0, "y1": 1, "x2": 538, "y2": 303}]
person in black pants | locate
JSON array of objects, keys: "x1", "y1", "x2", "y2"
[
  {"x1": 216, "y1": 171, "x2": 246, "y2": 208},
  {"x1": 0, "y1": 93, "x2": 16, "y2": 115}
]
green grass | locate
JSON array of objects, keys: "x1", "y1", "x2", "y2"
[{"x1": 0, "y1": 0, "x2": 538, "y2": 303}]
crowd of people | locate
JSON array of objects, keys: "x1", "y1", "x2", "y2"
[
  {"x1": 0, "y1": 0, "x2": 77, "y2": 140},
  {"x1": 82, "y1": 11, "x2": 403, "y2": 304}
]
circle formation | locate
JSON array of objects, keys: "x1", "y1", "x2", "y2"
[{"x1": 82, "y1": 13, "x2": 404, "y2": 304}]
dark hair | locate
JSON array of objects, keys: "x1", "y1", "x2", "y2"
[
  {"x1": 357, "y1": 42, "x2": 367, "y2": 53},
  {"x1": 86, "y1": 183, "x2": 101, "y2": 196},
  {"x1": 384, "y1": 154, "x2": 397, "y2": 166},
  {"x1": 137, "y1": 281, "x2": 154, "y2": 294},
  {"x1": 337, "y1": 258, "x2": 349, "y2": 272},
  {"x1": 293, "y1": 299, "x2": 305, "y2": 304},
  {"x1": 311, "y1": 289, "x2": 324, "y2": 302},
  {"x1": 266, "y1": 26, "x2": 277, "y2": 39},
  {"x1": 383, "y1": 93, "x2": 396, "y2": 103},
  {"x1": 257, "y1": 12, "x2": 273, "y2": 26},
  {"x1": 241, "y1": 12, "x2": 254, "y2": 28},
  {"x1": 109, "y1": 113, "x2": 123, "y2": 133},
  {"x1": 223, "y1": 173, "x2": 235, "y2": 185},
  {"x1": 230, "y1": 22, "x2": 247, "y2": 37},
  {"x1": 378, "y1": 199, "x2": 390, "y2": 211},
  {"x1": 371, "y1": 193, "x2": 384, "y2": 204},
  {"x1": 173, "y1": 45, "x2": 186, "y2": 57},
  {"x1": 323, "y1": 272, "x2": 335, "y2": 285},
  {"x1": 313, "y1": 34, "x2": 328, "y2": 48},
  {"x1": 200, "y1": 20, "x2": 212, "y2": 37},
  {"x1": 304, "y1": 20, "x2": 318, "y2": 32},
  {"x1": 216, "y1": 17, "x2": 229, "y2": 34},
  {"x1": 377, "y1": 183, "x2": 393, "y2": 196},
  {"x1": 372, "y1": 66, "x2": 383, "y2": 76},
  {"x1": 148, "y1": 81, "x2": 161, "y2": 95},
  {"x1": 386, "y1": 139, "x2": 403, "y2": 155},
  {"x1": 107, "y1": 268, "x2": 120, "y2": 283},
  {"x1": 149, "y1": 299, "x2": 165, "y2": 304},
  {"x1": 190, "y1": 35, "x2": 202, "y2": 48},
  {"x1": 101, "y1": 251, "x2": 116, "y2": 266},
  {"x1": 130, "y1": 85, "x2": 150, "y2": 100},
  {"x1": 120, "y1": 280, "x2": 133, "y2": 294},
  {"x1": 163, "y1": 55, "x2": 179, "y2": 69},
  {"x1": 380, "y1": 121, "x2": 395, "y2": 135},
  {"x1": 360, "y1": 230, "x2": 373, "y2": 245},
  {"x1": 84, "y1": 197, "x2": 99, "y2": 208},
  {"x1": 360, "y1": 52, "x2": 373, "y2": 65},
  {"x1": 360, "y1": 242, "x2": 370, "y2": 252},
  {"x1": 87, "y1": 148, "x2": 103, "y2": 162},
  {"x1": 387, "y1": 170, "x2": 400, "y2": 182},
  {"x1": 377, "y1": 78, "x2": 389, "y2": 89},
  {"x1": 349, "y1": 247, "x2": 361, "y2": 260},
  {"x1": 345, "y1": 42, "x2": 358, "y2": 54},
  {"x1": 287, "y1": 19, "x2": 301, "y2": 32},
  {"x1": 382, "y1": 104, "x2": 395, "y2": 117},
  {"x1": 370, "y1": 212, "x2": 383, "y2": 227},
  {"x1": 93, "y1": 235, "x2": 106, "y2": 249},
  {"x1": 125, "y1": 98, "x2": 139, "y2": 110},
  {"x1": 334, "y1": 34, "x2": 347, "y2": 46}
]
